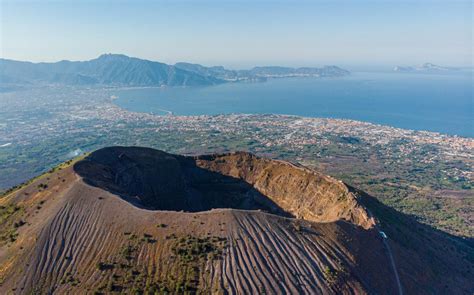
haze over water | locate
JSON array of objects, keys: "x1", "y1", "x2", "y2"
[{"x1": 115, "y1": 71, "x2": 473, "y2": 137}]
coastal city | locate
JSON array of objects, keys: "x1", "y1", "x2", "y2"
[{"x1": 0, "y1": 86, "x2": 472, "y2": 237}]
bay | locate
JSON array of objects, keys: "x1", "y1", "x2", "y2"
[{"x1": 114, "y1": 71, "x2": 473, "y2": 137}]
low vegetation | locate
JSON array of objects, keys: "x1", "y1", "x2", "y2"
[
  {"x1": 172, "y1": 235, "x2": 227, "y2": 263},
  {"x1": 0, "y1": 204, "x2": 25, "y2": 245},
  {"x1": 88, "y1": 233, "x2": 228, "y2": 294}
]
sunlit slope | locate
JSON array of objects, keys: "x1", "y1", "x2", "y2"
[{"x1": 0, "y1": 147, "x2": 472, "y2": 294}]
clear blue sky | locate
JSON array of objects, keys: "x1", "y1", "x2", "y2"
[{"x1": 1, "y1": 0, "x2": 472, "y2": 68}]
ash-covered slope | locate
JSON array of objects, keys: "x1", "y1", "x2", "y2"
[{"x1": 0, "y1": 146, "x2": 472, "y2": 294}]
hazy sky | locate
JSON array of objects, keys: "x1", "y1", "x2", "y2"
[{"x1": 1, "y1": 0, "x2": 472, "y2": 68}]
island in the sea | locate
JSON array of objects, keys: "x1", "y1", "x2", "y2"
[{"x1": 393, "y1": 62, "x2": 460, "y2": 73}]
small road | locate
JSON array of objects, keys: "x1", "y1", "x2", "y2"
[
  {"x1": 367, "y1": 209, "x2": 404, "y2": 295},
  {"x1": 381, "y1": 234, "x2": 403, "y2": 295}
]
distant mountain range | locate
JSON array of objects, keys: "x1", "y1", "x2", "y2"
[
  {"x1": 0, "y1": 54, "x2": 350, "y2": 87},
  {"x1": 393, "y1": 63, "x2": 460, "y2": 73},
  {"x1": 175, "y1": 62, "x2": 350, "y2": 82},
  {"x1": 0, "y1": 54, "x2": 221, "y2": 87}
]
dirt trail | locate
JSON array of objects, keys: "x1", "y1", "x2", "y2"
[
  {"x1": 0, "y1": 147, "x2": 472, "y2": 294},
  {"x1": 367, "y1": 209, "x2": 403, "y2": 295},
  {"x1": 383, "y1": 238, "x2": 403, "y2": 295}
]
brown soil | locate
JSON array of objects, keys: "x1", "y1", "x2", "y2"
[{"x1": 0, "y1": 146, "x2": 472, "y2": 294}]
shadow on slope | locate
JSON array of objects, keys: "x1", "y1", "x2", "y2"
[
  {"x1": 349, "y1": 185, "x2": 474, "y2": 293},
  {"x1": 73, "y1": 146, "x2": 292, "y2": 217},
  {"x1": 73, "y1": 146, "x2": 474, "y2": 293}
]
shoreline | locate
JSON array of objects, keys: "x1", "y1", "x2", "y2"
[{"x1": 110, "y1": 99, "x2": 474, "y2": 140}]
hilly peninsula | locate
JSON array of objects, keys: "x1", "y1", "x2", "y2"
[{"x1": 0, "y1": 54, "x2": 350, "y2": 87}]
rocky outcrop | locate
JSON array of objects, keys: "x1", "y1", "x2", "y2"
[
  {"x1": 193, "y1": 152, "x2": 374, "y2": 229},
  {"x1": 74, "y1": 147, "x2": 374, "y2": 229},
  {"x1": 0, "y1": 146, "x2": 472, "y2": 294}
]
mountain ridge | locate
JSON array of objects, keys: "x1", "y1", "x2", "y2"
[{"x1": 0, "y1": 54, "x2": 350, "y2": 87}]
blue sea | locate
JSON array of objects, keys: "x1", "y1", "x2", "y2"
[{"x1": 114, "y1": 71, "x2": 473, "y2": 137}]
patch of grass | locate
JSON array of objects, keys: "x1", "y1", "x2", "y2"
[
  {"x1": 322, "y1": 266, "x2": 338, "y2": 285},
  {"x1": 120, "y1": 244, "x2": 136, "y2": 260},
  {"x1": 172, "y1": 235, "x2": 226, "y2": 263},
  {"x1": 37, "y1": 183, "x2": 48, "y2": 190},
  {"x1": 96, "y1": 262, "x2": 114, "y2": 271},
  {"x1": 13, "y1": 220, "x2": 26, "y2": 228},
  {"x1": 293, "y1": 221, "x2": 302, "y2": 232},
  {"x1": 0, "y1": 204, "x2": 25, "y2": 244},
  {"x1": 141, "y1": 233, "x2": 156, "y2": 244},
  {"x1": 60, "y1": 272, "x2": 81, "y2": 286}
]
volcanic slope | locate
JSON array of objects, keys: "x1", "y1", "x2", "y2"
[{"x1": 0, "y1": 146, "x2": 472, "y2": 294}]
